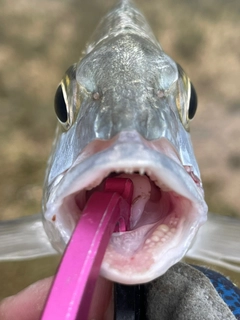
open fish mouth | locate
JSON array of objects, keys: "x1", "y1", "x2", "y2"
[{"x1": 43, "y1": 131, "x2": 207, "y2": 284}]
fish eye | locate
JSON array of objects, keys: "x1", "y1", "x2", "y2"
[
  {"x1": 54, "y1": 82, "x2": 73, "y2": 130},
  {"x1": 188, "y1": 82, "x2": 197, "y2": 120},
  {"x1": 54, "y1": 64, "x2": 79, "y2": 130},
  {"x1": 176, "y1": 64, "x2": 198, "y2": 131},
  {"x1": 54, "y1": 84, "x2": 68, "y2": 123}
]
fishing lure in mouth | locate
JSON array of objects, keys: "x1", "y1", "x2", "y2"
[{"x1": 42, "y1": 0, "x2": 208, "y2": 285}]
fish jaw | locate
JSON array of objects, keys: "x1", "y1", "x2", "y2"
[{"x1": 42, "y1": 131, "x2": 207, "y2": 284}]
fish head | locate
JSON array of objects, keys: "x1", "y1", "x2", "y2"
[{"x1": 42, "y1": 1, "x2": 207, "y2": 284}]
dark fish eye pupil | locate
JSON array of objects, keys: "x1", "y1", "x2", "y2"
[
  {"x1": 54, "y1": 85, "x2": 68, "y2": 123},
  {"x1": 189, "y1": 82, "x2": 198, "y2": 120}
]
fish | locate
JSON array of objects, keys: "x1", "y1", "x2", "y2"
[
  {"x1": 41, "y1": 0, "x2": 208, "y2": 285},
  {"x1": 0, "y1": 0, "x2": 240, "y2": 286}
]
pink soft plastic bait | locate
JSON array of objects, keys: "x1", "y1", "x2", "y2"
[{"x1": 41, "y1": 178, "x2": 133, "y2": 320}]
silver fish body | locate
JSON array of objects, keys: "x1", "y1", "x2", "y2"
[{"x1": 42, "y1": 0, "x2": 208, "y2": 284}]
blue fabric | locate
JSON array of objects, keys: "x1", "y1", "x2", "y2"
[{"x1": 193, "y1": 266, "x2": 240, "y2": 320}]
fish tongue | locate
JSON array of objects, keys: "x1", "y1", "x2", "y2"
[{"x1": 115, "y1": 174, "x2": 161, "y2": 229}]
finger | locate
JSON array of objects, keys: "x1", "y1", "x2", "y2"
[
  {"x1": 88, "y1": 277, "x2": 113, "y2": 320},
  {"x1": 0, "y1": 277, "x2": 53, "y2": 320},
  {"x1": 0, "y1": 276, "x2": 113, "y2": 320}
]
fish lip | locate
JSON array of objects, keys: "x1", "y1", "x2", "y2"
[
  {"x1": 49, "y1": 131, "x2": 204, "y2": 205},
  {"x1": 43, "y1": 131, "x2": 207, "y2": 283}
]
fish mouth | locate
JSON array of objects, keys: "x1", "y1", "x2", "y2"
[{"x1": 43, "y1": 131, "x2": 207, "y2": 284}]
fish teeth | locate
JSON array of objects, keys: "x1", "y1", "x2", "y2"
[
  {"x1": 146, "y1": 169, "x2": 152, "y2": 176},
  {"x1": 124, "y1": 168, "x2": 133, "y2": 174},
  {"x1": 84, "y1": 167, "x2": 171, "y2": 196}
]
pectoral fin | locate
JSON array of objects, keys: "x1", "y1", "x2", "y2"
[
  {"x1": 0, "y1": 214, "x2": 57, "y2": 261},
  {"x1": 186, "y1": 213, "x2": 240, "y2": 272},
  {"x1": 0, "y1": 213, "x2": 239, "y2": 274}
]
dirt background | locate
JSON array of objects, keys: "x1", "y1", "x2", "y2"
[{"x1": 0, "y1": 0, "x2": 239, "y2": 299}]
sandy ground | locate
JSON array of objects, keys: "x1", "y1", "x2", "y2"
[{"x1": 0, "y1": 0, "x2": 239, "y2": 299}]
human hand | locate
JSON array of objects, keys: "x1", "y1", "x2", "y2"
[{"x1": 0, "y1": 276, "x2": 113, "y2": 320}]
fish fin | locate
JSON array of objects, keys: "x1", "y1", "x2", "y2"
[
  {"x1": 0, "y1": 214, "x2": 57, "y2": 261},
  {"x1": 186, "y1": 213, "x2": 240, "y2": 272},
  {"x1": 1, "y1": 212, "x2": 240, "y2": 272}
]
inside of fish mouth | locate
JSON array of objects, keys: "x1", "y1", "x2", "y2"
[{"x1": 72, "y1": 171, "x2": 188, "y2": 245}]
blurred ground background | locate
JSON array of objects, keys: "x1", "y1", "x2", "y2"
[{"x1": 0, "y1": 0, "x2": 239, "y2": 299}]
